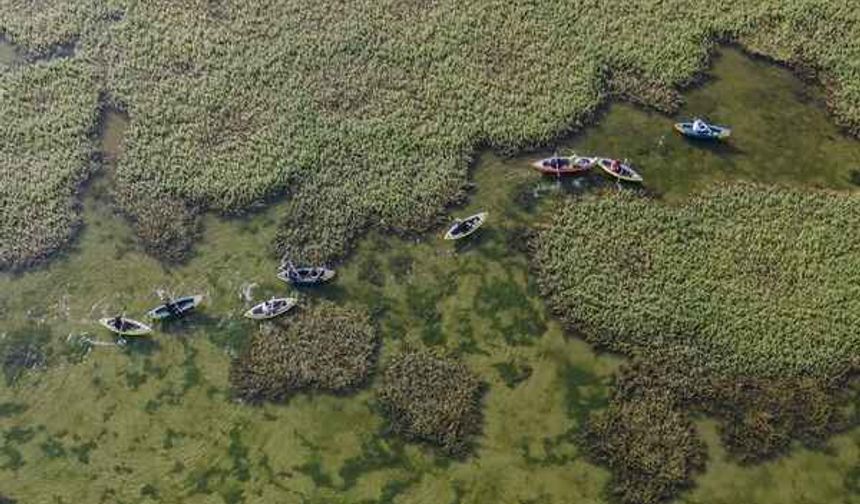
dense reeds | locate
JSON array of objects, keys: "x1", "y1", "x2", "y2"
[
  {"x1": 377, "y1": 351, "x2": 484, "y2": 457},
  {"x1": 533, "y1": 184, "x2": 860, "y2": 377},
  {"x1": 0, "y1": 58, "x2": 98, "y2": 269},
  {"x1": 230, "y1": 302, "x2": 377, "y2": 402},
  {"x1": 1, "y1": 1, "x2": 860, "y2": 266},
  {"x1": 534, "y1": 184, "x2": 860, "y2": 502}
]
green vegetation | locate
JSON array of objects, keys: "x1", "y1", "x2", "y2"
[
  {"x1": 532, "y1": 184, "x2": 860, "y2": 502},
  {"x1": 378, "y1": 351, "x2": 484, "y2": 457},
  {"x1": 230, "y1": 302, "x2": 378, "y2": 402},
  {"x1": 0, "y1": 58, "x2": 98, "y2": 269},
  {"x1": 585, "y1": 380, "x2": 705, "y2": 504},
  {"x1": 533, "y1": 184, "x2": 860, "y2": 377},
  {"x1": 2, "y1": 1, "x2": 860, "y2": 266}
]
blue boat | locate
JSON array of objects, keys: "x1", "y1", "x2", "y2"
[{"x1": 674, "y1": 118, "x2": 731, "y2": 140}]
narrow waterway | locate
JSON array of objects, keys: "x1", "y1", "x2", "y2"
[{"x1": 2, "y1": 48, "x2": 860, "y2": 504}]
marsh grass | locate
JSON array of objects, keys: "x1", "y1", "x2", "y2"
[
  {"x1": 533, "y1": 184, "x2": 860, "y2": 502},
  {"x1": 1, "y1": 1, "x2": 860, "y2": 266},
  {"x1": 533, "y1": 184, "x2": 860, "y2": 377},
  {"x1": 230, "y1": 301, "x2": 378, "y2": 402},
  {"x1": 377, "y1": 351, "x2": 484, "y2": 457}
]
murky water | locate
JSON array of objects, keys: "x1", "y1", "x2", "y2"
[{"x1": 2, "y1": 48, "x2": 860, "y2": 503}]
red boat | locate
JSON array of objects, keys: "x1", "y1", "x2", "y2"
[{"x1": 531, "y1": 155, "x2": 596, "y2": 175}]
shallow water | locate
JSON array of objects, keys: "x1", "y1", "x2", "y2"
[
  {"x1": 0, "y1": 38, "x2": 23, "y2": 67},
  {"x1": 2, "y1": 48, "x2": 860, "y2": 503}
]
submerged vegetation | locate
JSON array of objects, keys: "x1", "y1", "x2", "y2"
[
  {"x1": 1, "y1": 1, "x2": 860, "y2": 265},
  {"x1": 378, "y1": 351, "x2": 484, "y2": 457},
  {"x1": 533, "y1": 184, "x2": 860, "y2": 502},
  {"x1": 230, "y1": 302, "x2": 377, "y2": 402}
]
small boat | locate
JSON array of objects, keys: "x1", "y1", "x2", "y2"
[
  {"x1": 244, "y1": 297, "x2": 297, "y2": 320},
  {"x1": 444, "y1": 211, "x2": 487, "y2": 240},
  {"x1": 147, "y1": 295, "x2": 203, "y2": 320},
  {"x1": 596, "y1": 158, "x2": 643, "y2": 183},
  {"x1": 277, "y1": 265, "x2": 336, "y2": 285},
  {"x1": 531, "y1": 155, "x2": 596, "y2": 175},
  {"x1": 98, "y1": 316, "x2": 152, "y2": 336},
  {"x1": 674, "y1": 119, "x2": 731, "y2": 140}
]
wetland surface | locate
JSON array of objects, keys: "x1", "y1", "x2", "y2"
[{"x1": 2, "y1": 48, "x2": 860, "y2": 504}]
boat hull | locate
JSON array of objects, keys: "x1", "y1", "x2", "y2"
[
  {"x1": 444, "y1": 211, "x2": 487, "y2": 240},
  {"x1": 596, "y1": 158, "x2": 643, "y2": 182},
  {"x1": 98, "y1": 317, "x2": 152, "y2": 336},
  {"x1": 244, "y1": 298, "x2": 298, "y2": 320},
  {"x1": 147, "y1": 295, "x2": 203, "y2": 320},
  {"x1": 531, "y1": 156, "x2": 595, "y2": 175},
  {"x1": 277, "y1": 268, "x2": 336, "y2": 285},
  {"x1": 674, "y1": 122, "x2": 731, "y2": 140}
]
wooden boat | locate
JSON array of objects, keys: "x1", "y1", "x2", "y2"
[
  {"x1": 674, "y1": 119, "x2": 731, "y2": 140},
  {"x1": 147, "y1": 295, "x2": 203, "y2": 320},
  {"x1": 596, "y1": 158, "x2": 643, "y2": 183},
  {"x1": 98, "y1": 316, "x2": 152, "y2": 336},
  {"x1": 531, "y1": 155, "x2": 596, "y2": 175},
  {"x1": 444, "y1": 211, "x2": 487, "y2": 240},
  {"x1": 244, "y1": 297, "x2": 297, "y2": 320},
  {"x1": 277, "y1": 266, "x2": 336, "y2": 285}
]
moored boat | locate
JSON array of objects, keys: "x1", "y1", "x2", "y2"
[
  {"x1": 530, "y1": 155, "x2": 596, "y2": 175},
  {"x1": 596, "y1": 158, "x2": 643, "y2": 183},
  {"x1": 674, "y1": 118, "x2": 731, "y2": 140},
  {"x1": 244, "y1": 297, "x2": 297, "y2": 320},
  {"x1": 147, "y1": 295, "x2": 203, "y2": 320},
  {"x1": 444, "y1": 211, "x2": 487, "y2": 240},
  {"x1": 99, "y1": 316, "x2": 153, "y2": 336},
  {"x1": 278, "y1": 264, "x2": 336, "y2": 285}
]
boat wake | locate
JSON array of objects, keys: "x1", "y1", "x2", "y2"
[
  {"x1": 240, "y1": 282, "x2": 258, "y2": 302},
  {"x1": 67, "y1": 332, "x2": 123, "y2": 350}
]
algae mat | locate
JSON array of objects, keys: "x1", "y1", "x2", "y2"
[{"x1": 2, "y1": 49, "x2": 860, "y2": 504}]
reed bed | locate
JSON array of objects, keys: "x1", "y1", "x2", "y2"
[
  {"x1": 1, "y1": 1, "x2": 859, "y2": 266},
  {"x1": 0, "y1": 59, "x2": 99, "y2": 269},
  {"x1": 534, "y1": 184, "x2": 860, "y2": 377},
  {"x1": 230, "y1": 302, "x2": 377, "y2": 403},
  {"x1": 377, "y1": 351, "x2": 484, "y2": 457},
  {"x1": 534, "y1": 184, "x2": 860, "y2": 502}
]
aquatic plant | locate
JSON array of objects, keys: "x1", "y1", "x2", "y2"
[
  {"x1": 230, "y1": 302, "x2": 377, "y2": 402},
  {"x1": 533, "y1": 184, "x2": 860, "y2": 377},
  {"x1": 0, "y1": 58, "x2": 98, "y2": 269},
  {"x1": 585, "y1": 391, "x2": 705, "y2": 504},
  {"x1": 377, "y1": 351, "x2": 484, "y2": 457},
  {"x1": 0, "y1": 323, "x2": 52, "y2": 385},
  {"x1": 2, "y1": 1, "x2": 860, "y2": 267},
  {"x1": 533, "y1": 184, "x2": 860, "y2": 501}
]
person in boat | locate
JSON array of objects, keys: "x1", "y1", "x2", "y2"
[
  {"x1": 692, "y1": 119, "x2": 709, "y2": 134},
  {"x1": 166, "y1": 298, "x2": 181, "y2": 316},
  {"x1": 112, "y1": 316, "x2": 123, "y2": 330},
  {"x1": 611, "y1": 159, "x2": 621, "y2": 173}
]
